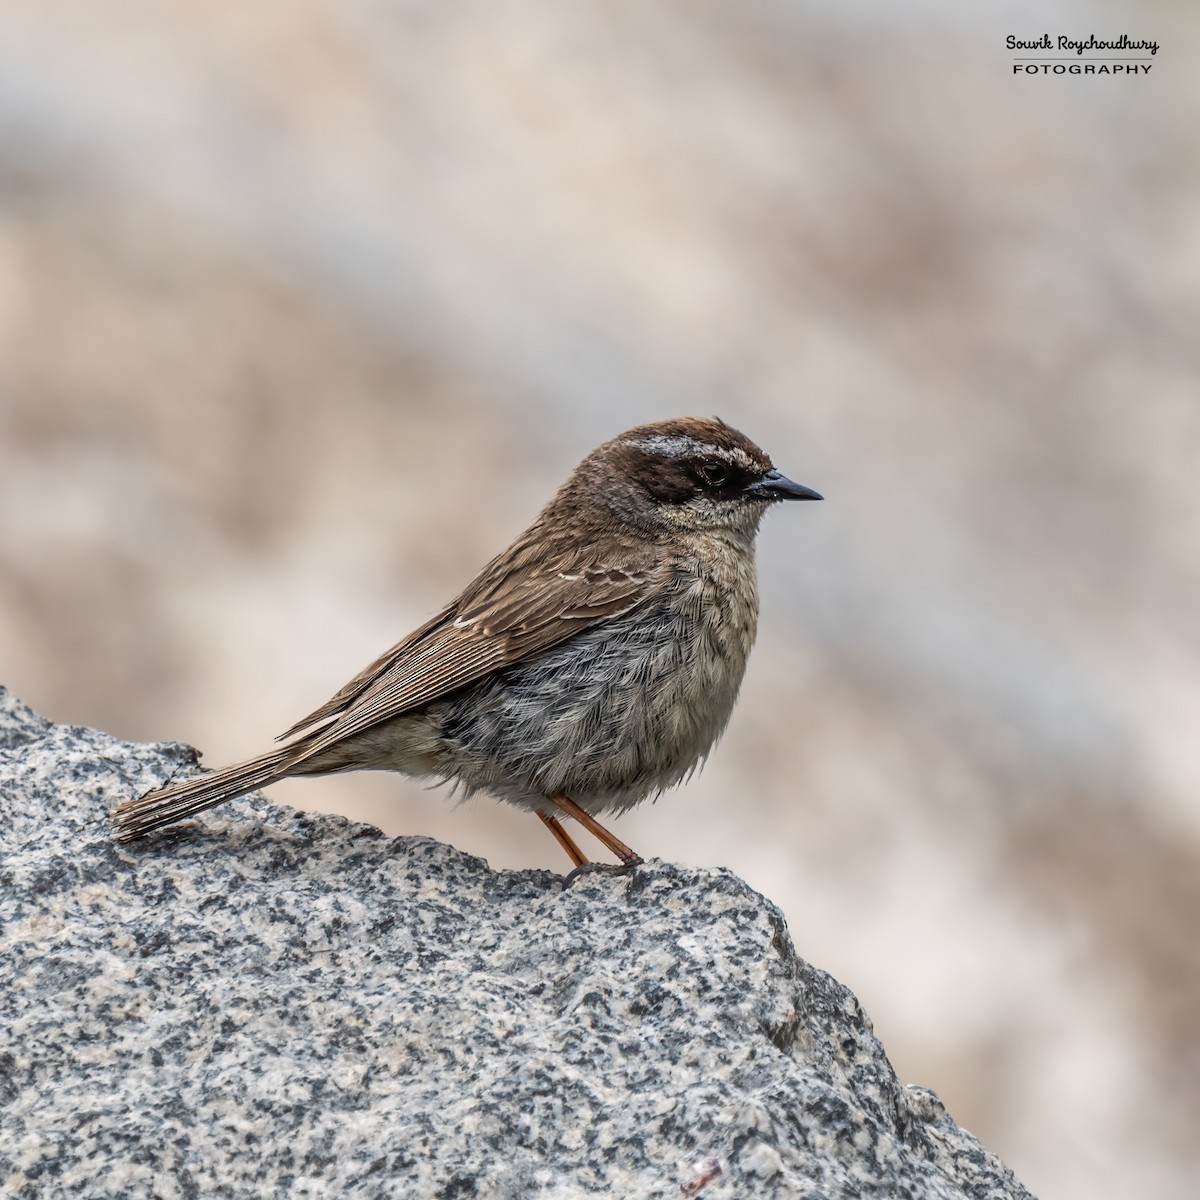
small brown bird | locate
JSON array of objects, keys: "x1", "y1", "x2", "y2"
[{"x1": 112, "y1": 417, "x2": 821, "y2": 870}]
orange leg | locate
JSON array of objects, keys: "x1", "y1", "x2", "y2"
[
  {"x1": 537, "y1": 812, "x2": 588, "y2": 868},
  {"x1": 549, "y1": 794, "x2": 643, "y2": 867}
]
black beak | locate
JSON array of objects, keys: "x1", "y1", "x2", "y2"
[{"x1": 744, "y1": 469, "x2": 823, "y2": 502}]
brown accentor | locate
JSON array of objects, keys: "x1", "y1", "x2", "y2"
[{"x1": 112, "y1": 417, "x2": 821, "y2": 870}]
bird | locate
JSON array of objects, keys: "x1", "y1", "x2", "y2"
[{"x1": 111, "y1": 417, "x2": 822, "y2": 871}]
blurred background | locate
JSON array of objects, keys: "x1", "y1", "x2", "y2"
[{"x1": 2, "y1": 1, "x2": 1197, "y2": 1195}]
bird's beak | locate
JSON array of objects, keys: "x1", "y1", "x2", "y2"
[{"x1": 744, "y1": 470, "x2": 823, "y2": 502}]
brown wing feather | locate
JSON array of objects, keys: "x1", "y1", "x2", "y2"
[{"x1": 279, "y1": 534, "x2": 657, "y2": 767}]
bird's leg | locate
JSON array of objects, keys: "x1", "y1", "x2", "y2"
[
  {"x1": 536, "y1": 812, "x2": 588, "y2": 868},
  {"x1": 549, "y1": 794, "x2": 644, "y2": 868}
]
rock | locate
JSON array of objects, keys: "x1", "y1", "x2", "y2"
[{"x1": 0, "y1": 689, "x2": 1033, "y2": 1199}]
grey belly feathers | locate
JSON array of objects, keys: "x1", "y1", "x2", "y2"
[{"x1": 329, "y1": 563, "x2": 759, "y2": 816}]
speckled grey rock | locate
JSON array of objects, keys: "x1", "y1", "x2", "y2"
[{"x1": 0, "y1": 689, "x2": 1033, "y2": 1200}]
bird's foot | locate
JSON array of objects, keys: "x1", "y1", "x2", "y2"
[{"x1": 561, "y1": 856, "x2": 644, "y2": 890}]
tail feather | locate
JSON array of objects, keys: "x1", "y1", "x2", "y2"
[{"x1": 111, "y1": 746, "x2": 296, "y2": 842}]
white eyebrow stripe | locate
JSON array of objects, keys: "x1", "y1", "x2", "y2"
[
  {"x1": 623, "y1": 435, "x2": 709, "y2": 459},
  {"x1": 623, "y1": 435, "x2": 758, "y2": 472}
]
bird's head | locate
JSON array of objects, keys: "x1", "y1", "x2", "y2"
[{"x1": 562, "y1": 417, "x2": 822, "y2": 539}]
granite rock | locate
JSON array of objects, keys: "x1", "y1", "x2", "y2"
[{"x1": 0, "y1": 689, "x2": 1033, "y2": 1199}]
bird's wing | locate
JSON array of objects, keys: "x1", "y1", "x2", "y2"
[{"x1": 279, "y1": 540, "x2": 657, "y2": 765}]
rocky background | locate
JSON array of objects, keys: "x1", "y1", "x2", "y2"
[
  {"x1": 1, "y1": 2, "x2": 1196, "y2": 1197},
  {"x1": 1, "y1": 692, "x2": 1033, "y2": 1199}
]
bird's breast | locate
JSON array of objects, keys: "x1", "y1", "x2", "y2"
[
  {"x1": 655, "y1": 536, "x2": 760, "y2": 759},
  {"x1": 435, "y1": 533, "x2": 761, "y2": 812}
]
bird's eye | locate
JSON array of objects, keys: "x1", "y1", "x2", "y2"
[{"x1": 699, "y1": 461, "x2": 729, "y2": 487}]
